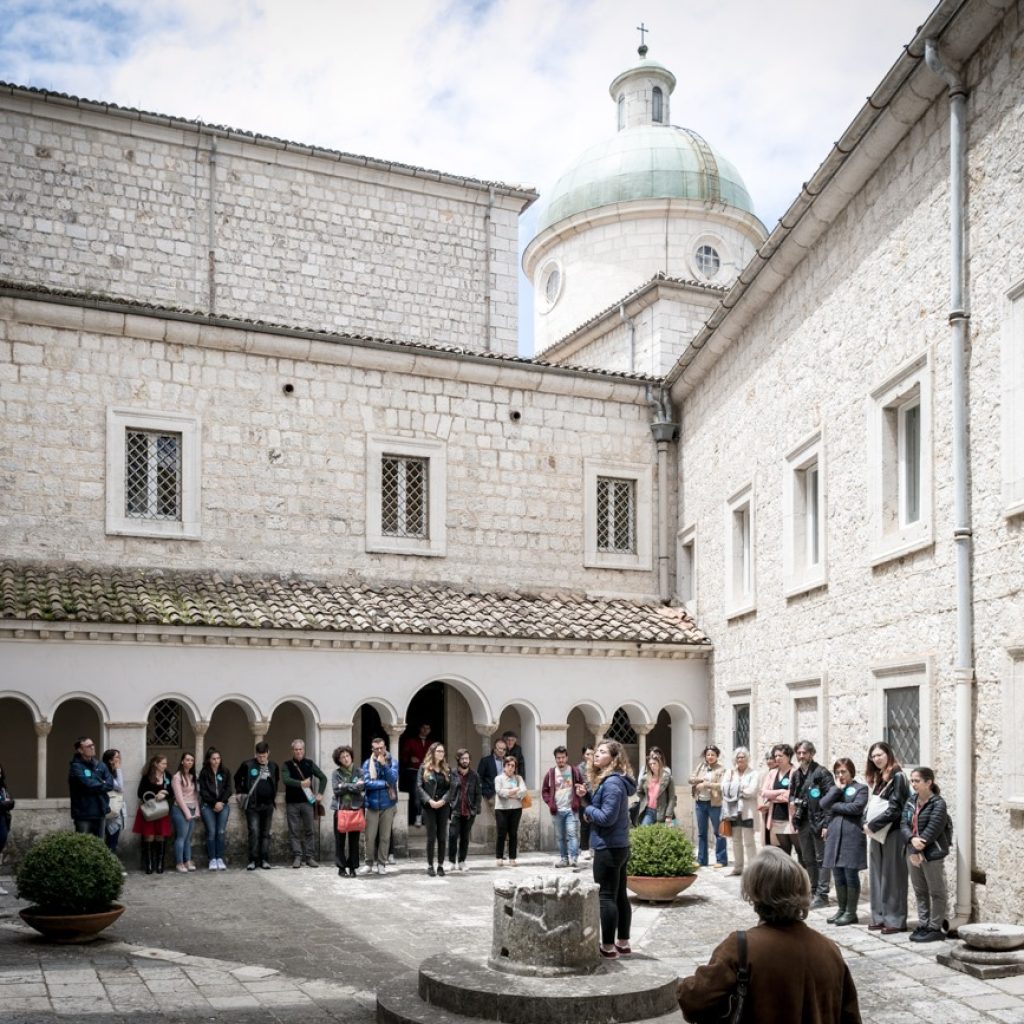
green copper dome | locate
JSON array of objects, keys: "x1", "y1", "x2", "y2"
[{"x1": 537, "y1": 124, "x2": 756, "y2": 232}]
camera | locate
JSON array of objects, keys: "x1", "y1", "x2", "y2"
[{"x1": 791, "y1": 797, "x2": 808, "y2": 826}]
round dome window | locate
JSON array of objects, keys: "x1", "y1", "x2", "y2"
[
  {"x1": 695, "y1": 244, "x2": 721, "y2": 280},
  {"x1": 541, "y1": 263, "x2": 563, "y2": 310}
]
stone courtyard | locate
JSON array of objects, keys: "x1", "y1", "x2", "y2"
[{"x1": 2, "y1": 854, "x2": 1023, "y2": 1024}]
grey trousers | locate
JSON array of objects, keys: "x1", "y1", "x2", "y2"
[
  {"x1": 908, "y1": 853, "x2": 947, "y2": 931},
  {"x1": 797, "y1": 823, "x2": 829, "y2": 896},
  {"x1": 365, "y1": 804, "x2": 396, "y2": 867},
  {"x1": 868, "y1": 828, "x2": 908, "y2": 928},
  {"x1": 286, "y1": 801, "x2": 316, "y2": 859}
]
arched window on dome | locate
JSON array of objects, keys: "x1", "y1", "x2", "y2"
[
  {"x1": 617, "y1": 93, "x2": 625, "y2": 131},
  {"x1": 652, "y1": 87, "x2": 663, "y2": 124}
]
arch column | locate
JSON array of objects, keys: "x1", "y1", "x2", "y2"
[
  {"x1": 593, "y1": 722, "x2": 612, "y2": 746},
  {"x1": 106, "y1": 721, "x2": 148, "y2": 820},
  {"x1": 319, "y1": 722, "x2": 353, "y2": 765},
  {"x1": 385, "y1": 723, "x2": 405, "y2": 763},
  {"x1": 34, "y1": 720, "x2": 51, "y2": 800},
  {"x1": 633, "y1": 723, "x2": 654, "y2": 768},
  {"x1": 194, "y1": 720, "x2": 210, "y2": 767},
  {"x1": 475, "y1": 722, "x2": 500, "y2": 757},
  {"x1": 250, "y1": 719, "x2": 270, "y2": 747},
  {"x1": 537, "y1": 723, "x2": 570, "y2": 853},
  {"x1": 384, "y1": 722, "x2": 408, "y2": 854}
]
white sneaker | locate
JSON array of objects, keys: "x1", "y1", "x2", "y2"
[
  {"x1": 458, "y1": 861, "x2": 468, "y2": 872},
  {"x1": 388, "y1": 853, "x2": 396, "y2": 865},
  {"x1": 378, "y1": 863, "x2": 388, "y2": 875},
  {"x1": 357, "y1": 865, "x2": 373, "y2": 876},
  {"x1": 581, "y1": 851, "x2": 592, "y2": 862},
  {"x1": 0, "y1": 884, "x2": 8, "y2": 895},
  {"x1": 554, "y1": 859, "x2": 569, "y2": 868},
  {"x1": 217, "y1": 859, "x2": 227, "y2": 870},
  {"x1": 208, "y1": 862, "x2": 218, "y2": 870}
]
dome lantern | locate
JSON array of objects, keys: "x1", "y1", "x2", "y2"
[{"x1": 609, "y1": 46, "x2": 677, "y2": 132}]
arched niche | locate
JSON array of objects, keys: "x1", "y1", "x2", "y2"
[
  {"x1": 48, "y1": 697, "x2": 102, "y2": 797},
  {"x1": 0, "y1": 696, "x2": 38, "y2": 798},
  {"x1": 207, "y1": 698, "x2": 258, "y2": 778}
]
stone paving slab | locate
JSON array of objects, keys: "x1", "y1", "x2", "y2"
[{"x1": 2, "y1": 856, "x2": 1024, "y2": 1023}]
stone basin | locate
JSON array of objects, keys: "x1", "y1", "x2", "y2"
[{"x1": 957, "y1": 924, "x2": 1024, "y2": 951}]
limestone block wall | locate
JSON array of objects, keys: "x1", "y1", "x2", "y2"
[
  {"x1": 676, "y1": 7, "x2": 1024, "y2": 921},
  {"x1": 0, "y1": 295, "x2": 662, "y2": 599},
  {"x1": 0, "y1": 89, "x2": 526, "y2": 356}
]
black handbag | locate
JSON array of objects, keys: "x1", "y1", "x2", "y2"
[{"x1": 692, "y1": 930, "x2": 749, "y2": 1024}]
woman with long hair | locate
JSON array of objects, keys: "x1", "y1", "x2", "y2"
[
  {"x1": 330, "y1": 745, "x2": 364, "y2": 877},
  {"x1": 756, "y1": 748, "x2": 778, "y2": 848},
  {"x1": 494, "y1": 755, "x2": 527, "y2": 866},
  {"x1": 101, "y1": 749, "x2": 126, "y2": 865},
  {"x1": 761, "y1": 744, "x2": 797, "y2": 855},
  {"x1": 417, "y1": 741, "x2": 452, "y2": 877},
  {"x1": 170, "y1": 751, "x2": 200, "y2": 873},
  {"x1": 688, "y1": 745, "x2": 727, "y2": 867},
  {"x1": 583, "y1": 740, "x2": 637, "y2": 959},
  {"x1": 721, "y1": 746, "x2": 759, "y2": 875},
  {"x1": 198, "y1": 747, "x2": 233, "y2": 870},
  {"x1": 820, "y1": 757, "x2": 868, "y2": 926},
  {"x1": 901, "y1": 766, "x2": 951, "y2": 942},
  {"x1": 133, "y1": 754, "x2": 172, "y2": 874},
  {"x1": 863, "y1": 741, "x2": 910, "y2": 933},
  {"x1": 636, "y1": 746, "x2": 676, "y2": 826}
]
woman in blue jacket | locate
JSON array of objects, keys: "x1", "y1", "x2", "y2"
[{"x1": 582, "y1": 740, "x2": 637, "y2": 959}]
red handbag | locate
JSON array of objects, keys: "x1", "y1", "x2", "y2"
[{"x1": 335, "y1": 808, "x2": 366, "y2": 834}]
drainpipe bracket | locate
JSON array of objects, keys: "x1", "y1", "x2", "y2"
[
  {"x1": 948, "y1": 309, "x2": 970, "y2": 324},
  {"x1": 650, "y1": 422, "x2": 680, "y2": 443},
  {"x1": 953, "y1": 527, "x2": 973, "y2": 540},
  {"x1": 953, "y1": 666, "x2": 975, "y2": 685}
]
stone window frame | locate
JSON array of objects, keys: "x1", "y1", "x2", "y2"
[
  {"x1": 724, "y1": 483, "x2": 756, "y2": 619},
  {"x1": 105, "y1": 407, "x2": 201, "y2": 540},
  {"x1": 690, "y1": 234, "x2": 727, "y2": 283},
  {"x1": 539, "y1": 259, "x2": 564, "y2": 314},
  {"x1": 1003, "y1": 643, "x2": 1024, "y2": 808},
  {"x1": 583, "y1": 458, "x2": 652, "y2": 571},
  {"x1": 869, "y1": 657, "x2": 932, "y2": 770},
  {"x1": 676, "y1": 524, "x2": 697, "y2": 615},
  {"x1": 786, "y1": 675, "x2": 828, "y2": 760},
  {"x1": 783, "y1": 431, "x2": 827, "y2": 597},
  {"x1": 366, "y1": 435, "x2": 447, "y2": 557},
  {"x1": 867, "y1": 351, "x2": 933, "y2": 566},
  {"x1": 725, "y1": 685, "x2": 753, "y2": 759},
  {"x1": 1001, "y1": 277, "x2": 1024, "y2": 518},
  {"x1": 652, "y1": 86, "x2": 664, "y2": 123}
]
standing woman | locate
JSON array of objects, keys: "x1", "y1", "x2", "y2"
[
  {"x1": 756, "y1": 749, "x2": 778, "y2": 848},
  {"x1": 721, "y1": 747, "x2": 759, "y2": 875},
  {"x1": 133, "y1": 755, "x2": 172, "y2": 874},
  {"x1": 636, "y1": 747, "x2": 676, "y2": 826},
  {"x1": 101, "y1": 749, "x2": 126, "y2": 863},
  {"x1": 689, "y1": 745, "x2": 727, "y2": 868},
  {"x1": 494, "y1": 755, "x2": 527, "y2": 867},
  {"x1": 0, "y1": 764, "x2": 13, "y2": 896},
  {"x1": 820, "y1": 758, "x2": 868, "y2": 926},
  {"x1": 901, "y1": 767, "x2": 951, "y2": 942},
  {"x1": 170, "y1": 752, "x2": 200, "y2": 873},
  {"x1": 198, "y1": 748, "x2": 233, "y2": 870},
  {"x1": 577, "y1": 746, "x2": 594, "y2": 862},
  {"x1": 417, "y1": 742, "x2": 452, "y2": 877},
  {"x1": 330, "y1": 745, "x2": 364, "y2": 877},
  {"x1": 863, "y1": 741, "x2": 910, "y2": 934},
  {"x1": 583, "y1": 740, "x2": 637, "y2": 959},
  {"x1": 762, "y1": 744, "x2": 797, "y2": 855}
]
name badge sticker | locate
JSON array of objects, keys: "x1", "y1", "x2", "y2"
[
  {"x1": 810, "y1": 788, "x2": 820, "y2": 799},
  {"x1": 845, "y1": 785, "x2": 856, "y2": 798},
  {"x1": 250, "y1": 768, "x2": 259, "y2": 777},
  {"x1": 216, "y1": 774, "x2": 222, "y2": 782},
  {"x1": 780, "y1": 776, "x2": 790, "y2": 788},
  {"x1": 83, "y1": 769, "x2": 92, "y2": 777}
]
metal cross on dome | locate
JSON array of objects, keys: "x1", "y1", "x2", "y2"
[{"x1": 636, "y1": 22, "x2": 650, "y2": 56}]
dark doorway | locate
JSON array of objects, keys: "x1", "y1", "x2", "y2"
[
  {"x1": 402, "y1": 681, "x2": 446, "y2": 749},
  {"x1": 359, "y1": 705, "x2": 385, "y2": 763}
]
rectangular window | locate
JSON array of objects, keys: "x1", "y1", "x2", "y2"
[
  {"x1": 677, "y1": 525, "x2": 696, "y2": 611},
  {"x1": 381, "y1": 455, "x2": 428, "y2": 539},
  {"x1": 870, "y1": 659, "x2": 930, "y2": 769},
  {"x1": 869, "y1": 354, "x2": 932, "y2": 565},
  {"x1": 1004, "y1": 644, "x2": 1024, "y2": 807},
  {"x1": 733, "y1": 703, "x2": 750, "y2": 751},
  {"x1": 1001, "y1": 280, "x2": 1024, "y2": 516},
  {"x1": 787, "y1": 677, "x2": 827, "y2": 756},
  {"x1": 784, "y1": 434, "x2": 827, "y2": 596},
  {"x1": 596, "y1": 476, "x2": 636, "y2": 554},
  {"x1": 725, "y1": 484, "x2": 755, "y2": 618},
  {"x1": 125, "y1": 430, "x2": 182, "y2": 521},
  {"x1": 884, "y1": 685, "x2": 921, "y2": 765}
]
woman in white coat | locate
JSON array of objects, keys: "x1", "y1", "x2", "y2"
[{"x1": 721, "y1": 747, "x2": 760, "y2": 875}]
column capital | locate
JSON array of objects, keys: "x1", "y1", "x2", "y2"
[
  {"x1": 631, "y1": 724, "x2": 654, "y2": 736},
  {"x1": 319, "y1": 722, "x2": 354, "y2": 731},
  {"x1": 251, "y1": 720, "x2": 270, "y2": 737},
  {"x1": 384, "y1": 723, "x2": 406, "y2": 739},
  {"x1": 194, "y1": 720, "x2": 210, "y2": 736},
  {"x1": 34, "y1": 720, "x2": 52, "y2": 737},
  {"x1": 474, "y1": 722, "x2": 500, "y2": 737},
  {"x1": 105, "y1": 721, "x2": 148, "y2": 730},
  {"x1": 538, "y1": 723, "x2": 569, "y2": 732}
]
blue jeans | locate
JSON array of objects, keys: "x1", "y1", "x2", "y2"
[
  {"x1": 695, "y1": 800, "x2": 726, "y2": 866},
  {"x1": 171, "y1": 805, "x2": 196, "y2": 865},
  {"x1": 201, "y1": 803, "x2": 230, "y2": 862},
  {"x1": 553, "y1": 808, "x2": 579, "y2": 862},
  {"x1": 639, "y1": 807, "x2": 658, "y2": 826}
]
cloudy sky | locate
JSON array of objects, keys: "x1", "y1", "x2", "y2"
[{"x1": 1, "y1": 0, "x2": 936, "y2": 352}]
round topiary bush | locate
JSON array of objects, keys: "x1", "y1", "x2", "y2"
[
  {"x1": 627, "y1": 823, "x2": 698, "y2": 877},
  {"x1": 16, "y1": 832, "x2": 124, "y2": 914}
]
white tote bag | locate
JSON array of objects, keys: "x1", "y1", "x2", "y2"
[{"x1": 865, "y1": 784, "x2": 893, "y2": 844}]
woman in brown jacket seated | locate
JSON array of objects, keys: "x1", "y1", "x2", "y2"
[{"x1": 677, "y1": 847, "x2": 861, "y2": 1024}]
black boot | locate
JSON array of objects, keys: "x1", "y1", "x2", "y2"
[
  {"x1": 836, "y1": 885, "x2": 860, "y2": 926},
  {"x1": 827, "y1": 886, "x2": 847, "y2": 924},
  {"x1": 154, "y1": 841, "x2": 166, "y2": 875}
]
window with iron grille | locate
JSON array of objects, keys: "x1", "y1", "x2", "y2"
[
  {"x1": 733, "y1": 704, "x2": 750, "y2": 751},
  {"x1": 147, "y1": 699, "x2": 183, "y2": 747},
  {"x1": 884, "y1": 686, "x2": 920, "y2": 765},
  {"x1": 596, "y1": 476, "x2": 636, "y2": 554},
  {"x1": 381, "y1": 455, "x2": 428, "y2": 539},
  {"x1": 125, "y1": 430, "x2": 182, "y2": 520},
  {"x1": 605, "y1": 707, "x2": 638, "y2": 745}
]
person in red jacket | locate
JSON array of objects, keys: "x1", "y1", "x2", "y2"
[{"x1": 401, "y1": 723, "x2": 432, "y2": 826}]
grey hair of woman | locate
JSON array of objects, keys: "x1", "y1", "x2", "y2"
[
  {"x1": 741, "y1": 847, "x2": 811, "y2": 925},
  {"x1": 732, "y1": 746, "x2": 750, "y2": 766}
]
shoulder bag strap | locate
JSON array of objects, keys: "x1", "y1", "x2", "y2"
[{"x1": 731, "y1": 930, "x2": 749, "y2": 1024}]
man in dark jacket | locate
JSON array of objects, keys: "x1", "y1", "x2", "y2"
[
  {"x1": 447, "y1": 748, "x2": 481, "y2": 872},
  {"x1": 234, "y1": 742, "x2": 280, "y2": 870},
  {"x1": 503, "y1": 730, "x2": 525, "y2": 779},
  {"x1": 281, "y1": 739, "x2": 328, "y2": 869},
  {"x1": 68, "y1": 736, "x2": 113, "y2": 837},
  {"x1": 791, "y1": 740, "x2": 835, "y2": 908},
  {"x1": 477, "y1": 738, "x2": 507, "y2": 803}
]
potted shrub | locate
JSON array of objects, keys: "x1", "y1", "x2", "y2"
[
  {"x1": 16, "y1": 832, "x2": 125, "y2": 942},
  {"x1": 626, "y1": 823, "x2": 699, "y2": 901}
]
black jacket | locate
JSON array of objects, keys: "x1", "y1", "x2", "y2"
[
  {"x1": 866, "y1": 770, "x2": 910, "y2": 832},
  {"x1": 900, "y1": 793, "x2": 950, "y2": 858},
  {"x1": 477, "y1": 753, "x2": 504, "y2": 799},
  {"x1": 198, "y1": 765, "x2": 234, "y2": 806},
  {"x1": 449, "y1": 768, "x2": 482, "y2": 817},
  {"x1": 417, "y1": 765, "x2": 452, "y2": 806},
  {"x1": 69, "y1": 755, "x2": 113, "y2": 821},
  {"x1": 790, "y1": 761, "x2": 834, "y2": 831},
  {"x1": 234, "y1": 759, "x2": 280, "y2": 810}
]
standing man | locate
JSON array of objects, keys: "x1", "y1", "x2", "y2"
[
  {"x1": 791, "y1": 739, "x2": 835, "y2": 908},
  {"x1": 361, "y1": 736, "x2": 399, "y2": 875},
  {"x1": 503, "y1": 730, "x2": 525, "y2": 780},
  {"x1": 68, "y1": 736, "x2": 113, "y2": 837},
  {"x1": 542, "y1": 745, "x2": 584, "y2": 868},
  {"x1": 477, "y1": 738, "x2": 507, "y2": 809},
  {"x1": 447, "y1": 748, "x2": 481, "y2": 872},
  {"x1": 401, "y1": 723, "x2": 431, "y2": 827},
  {"x1": 282, "y1": 739, "x2": 328, "y2": 869},
  {"x1": 235, "y1": 741, "x2": 280, "y2": 870}
]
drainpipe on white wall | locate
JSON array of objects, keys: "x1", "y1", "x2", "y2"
[
  {"x1": 483, "y1": 186, "x2": 495, "y2": 352},
  {"x1": 924, "y1": 38, "x2": 974, "y2": 928},
  {"x1": 646, "y1": 385, "x2": 679, "y2": 605},
  {"x1": 207, "y1": 136, "x2": 217, "y2": 315},
  {"x1": 619, "y1": 304, "x2": 636, "y2": 373}
]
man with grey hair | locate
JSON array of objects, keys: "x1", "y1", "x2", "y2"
[
  {"x1": 282, "y1": 739, "x2": 327, "y2": 868},
  {"x1": 790, "y1": 739, "x2": 834, "y2": 909}
]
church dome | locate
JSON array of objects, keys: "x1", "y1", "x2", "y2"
[{"x1": 536, "y1": 124, "x2": 757, "y2": 232}]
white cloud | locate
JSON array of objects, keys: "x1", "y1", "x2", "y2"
[{"x1": 1, "y1": 0, "x2": 937, "y2": 352}]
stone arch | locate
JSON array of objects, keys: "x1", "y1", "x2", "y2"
[
  {"x1": 47, "y1": 691, "x2": 110, "y2": 725},
  {"x1": 406, "y1": 674, "x2": 492, "y2": 728},
  {"x1": 566, "y1": 701, "x2": 607, "y2": 765},
  {"x1": 144, "y1": 693, "x2": 200, "y2": 768},
  {"x1": 207, "y1": 697, "x2": 260, "y2": 778},
  {"x1": 48, "y1": 696, "x2": 104, "y2": 798},
  {"x1": 650, "y1": 702, "x2": 696, "y2": 779},
  {"x1": 0, "y1": 693, "x2": 40, "y2": 798},
  {"x1": 266, "y1": 697, "x2": 320, "y2": 764}
]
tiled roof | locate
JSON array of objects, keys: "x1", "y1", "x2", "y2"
[
  {"x1": 0, "y1": 280, "x2": 662, "y2": 385},
  {"x1": 0, "y1": 564, "x2": 709, "y2": 647}
]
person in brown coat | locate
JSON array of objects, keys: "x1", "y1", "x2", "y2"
[{"x1": 677, "y1": 847, "x2": 861, "y2": 1024}]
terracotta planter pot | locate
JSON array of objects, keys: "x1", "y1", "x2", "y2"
[
  {"x1": 626, "y1": 874, "x2": 697, "y2": 902},
  {"x1": 19, "y1": 903, "x2": 125, "y2": 943}
]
